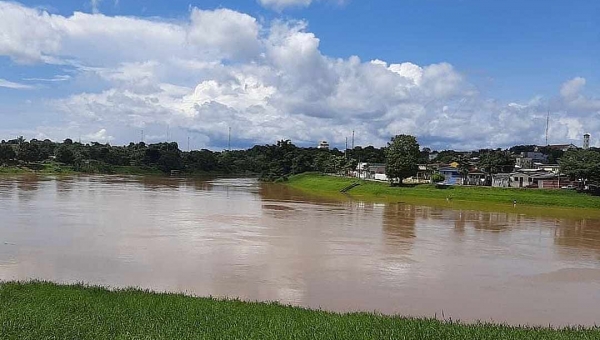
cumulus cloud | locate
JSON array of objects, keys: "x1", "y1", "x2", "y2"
[
  {"x1": 85, "y1": 128, "x2": 114, "y2": 142},
  {"x1": 259, "y1": 0, "x2": 313, "y2": 10},
  {"x1": 560, "y1": 77, "x2": 586, "y2": 99},
  {"x1": 258, "y1": 0, "x2": 346, "y2": 11},
  {"x1": 559, "y1": 77, "x2": 600, "y2": 113},
  {"x1": 0, "y1": 78, "x2": 35, "y2": 90},
  {"x1": 0, "y1": 1, "x2": 597, "y2": 150}
]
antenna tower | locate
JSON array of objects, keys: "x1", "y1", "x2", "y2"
[
  {"x1": 345, "y1": 137, "x2": 348, "y2": 160},
  {"x1": 228, "y1": 127, "x2": 231, "y2": 151},
  {"x1": 545, "y1": 110, "x2": 550, "y2": 146}
]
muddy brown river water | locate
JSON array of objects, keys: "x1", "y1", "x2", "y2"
[{"x1": 1, "y1": 175, "x2": 600, "y2": 326}]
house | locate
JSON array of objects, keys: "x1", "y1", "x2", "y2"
[
  {"x1": 405, "y1": 164, "x2": 434, "y2": 184},
  {"x1": 515, "y1": 152, "x2": 548, "y2": 169},
  {"x1": 535, "y1": 174, "x2": 580, "y2": 189},
  {"x1": 317, "y1": 141, "x2": 330, "y2": 150},
  {"x1": 508, "y1": 169, "x2": 571, "y2": 188},
  {"x1": 515, "y1": 156, "x2": 534, "y2": 169},
  {"x1": 536, "y1": 164, "x2": 560, "y2": 173},
  {"x1": 463, "y1": 171, "x2": 486, "y2": 186},
  {"x1": 354, "y1": 162, "x2": 386, "y2": 180},
  {"x1": 368, "y1": 163, "x2": 386, "y2": 180},
  {"x1": 416, "y1": 164, "x2": 433, "y2": 182},
  {"x1": 492, "y1": 173, "x2": 511, "y2": 188},
  {"x1": 510, "y1": 169, "x2": 542, "y2": 188},
  {"x1": 438, "y1": 167, "x2": 461, "y2": 185},
  {"x1": 542, "y1": 144, "x2": 577, "y2": 152}
]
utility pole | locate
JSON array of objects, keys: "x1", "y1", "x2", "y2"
[{"x1": 345, "y1": 137, "x2": 348, "y2": 160}]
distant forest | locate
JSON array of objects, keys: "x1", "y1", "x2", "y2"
[{"x1": 0, "y1": 137, "x2": 385, "y2": 180}]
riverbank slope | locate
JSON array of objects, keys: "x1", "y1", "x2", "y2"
[
  {"x1": 0, "y1": 281, "x2": 596, "y2": 340},
  {"x1": 285, "y1": 173, "x2": 600, "y2": 217}
]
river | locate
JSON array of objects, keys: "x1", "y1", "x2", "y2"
[{"x1": 1, "y1": 175, "x2": 599, "y2": 326}]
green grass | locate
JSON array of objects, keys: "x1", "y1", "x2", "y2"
[
  {"x1": 0, "y1": 281, "x2": 598, "y2": 340},
  {"x1": 0, "y1": 163, "x2": 76, "y2": 175},
  {"x1": 286, "y1": 173, "x2": 600, "y2": 218}
]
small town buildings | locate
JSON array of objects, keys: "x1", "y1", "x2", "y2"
[
  {"x1": 354, "y1": 162, "x2": 386, "y2": 180},
  {"x1": 515, "y1": 152, "x2": 548, "y2": 169},
  {"x1": 439, "y1": 167, "x2": 461, "y2": 185},
  {"x1": 492, "y1": 173, "x2": 511, "y2": 188},
  {"x1": 317, "y1": 141, "x2": 330, "y2": 150},
  {"x1": 463, "y1": 172, "x2": 486, "y2": 186},
  {"x1": 536, "y1": 164, "x2": 560, "y2": 173},
  {"x1": 510, "y1": 169, "x2": 543, "y2": 188},
  {"x1": 542, "y1": 144, "x2": 577, "y2": 152}
]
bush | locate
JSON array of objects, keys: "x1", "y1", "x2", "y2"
[{"x1": 431, "y1": 173, "x2": 445, "y2": 183}]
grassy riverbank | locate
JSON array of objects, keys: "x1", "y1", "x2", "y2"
[
  {"x1": 0, "y1": 282, "x2": 597, "y2": 340},
  {"x1": 0, "y1": 164, "x2": 165, "y2": 176},
  {"x1": 286, "y1": 173, "x2": 600, "y2": 215}
]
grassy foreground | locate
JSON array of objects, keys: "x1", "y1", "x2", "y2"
[
  {"x1": 0, "y1": 282, "x2": 598, "y2": 340},
  {"x1": 286, "y1": 173, "x2": 600, "y2": 216}
]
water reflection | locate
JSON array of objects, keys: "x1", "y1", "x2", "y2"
[
  {"x1": 1, "y1": 175, "x2": 600, "y2": 327},
  {"x1": 16, "y1": 176, "x2": 40, "y2": 201},
  {"x1": 554, "y1": 218, "x2": 600, "y2": 260},
  {"x1": 382, "y1": 203, "x2": 416, "y2": 240}
]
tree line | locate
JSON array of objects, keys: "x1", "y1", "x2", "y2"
[
  {"x1": 1, "y1": 136, "x2": 598, "y2": 185},
  {"x1": 0, "y1": 137, "x2": 384, "y2": 180}
]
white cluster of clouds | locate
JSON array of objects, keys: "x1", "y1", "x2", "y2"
[{"x1": 0, "y1": 1, "x2": 598, "y2": 149}]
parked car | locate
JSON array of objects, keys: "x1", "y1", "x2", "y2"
[{"x1": 561, "y1": 185, "x2": 575, "y2": 190}]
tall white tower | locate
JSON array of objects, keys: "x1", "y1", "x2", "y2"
[{"x1": 583, "y1": 133, "x2": 590, "y2": 150}]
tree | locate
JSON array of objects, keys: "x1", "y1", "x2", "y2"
[
  {"x1": 385, "y1": 134, "x2": 420, "y2": 185},
  {"x1": 559, "y1": 149, "x2": 600, "y2": 185},
  {"x1": 455, "y1": 155, "x2": 471, "y2": 184},
  {"x1": 17, "y1": 142, "x2": 43, "y2": 163},
  {"x1": 55, "y1": 145, "x2": 76, "y2": 164},
  {"x1": 0, "y1": 144, "x2": 16, "y2": 164},
  {"x1": 478, "y1": 150, "x2": 515, "y2": 184}
]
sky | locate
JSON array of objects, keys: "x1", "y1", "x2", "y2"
[{"x1": 0, "y1": 0, "x2": 599, "y2": 151}]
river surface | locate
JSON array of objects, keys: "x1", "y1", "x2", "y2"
[{"x1": 1, "y1": 175, "x2": 600, "y2": 326}]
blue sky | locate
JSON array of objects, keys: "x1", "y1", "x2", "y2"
[{"x1": 1, "y1": 0, "x2": 599, "y2": 150}]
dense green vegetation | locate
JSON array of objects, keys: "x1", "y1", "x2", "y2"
[
  {"x1": 1, "y1": 281, "x2": 597, "y2": 340},
  {"x1": 0, "y1": 137, "x2": 370, "y2": 179},
  {"x1": 2, "y1": 136, "x2": 599, "y2": 188},
  {"x1": 286, "y1": 173, "x2": 600, "y2": 212},
  {"x1": 559, "y1": 149, "x2": 600, "y2": 184}
]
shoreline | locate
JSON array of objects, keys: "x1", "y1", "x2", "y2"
[
  {"x1": 0, "y1": 164, "x2": 250, "y2": 178},
  {"x1": 0, "y1": 281, "x2": 597, "y2": 339},
  {"x1": 284, "y1": 173, "x2": 600, "y2": 219}
]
